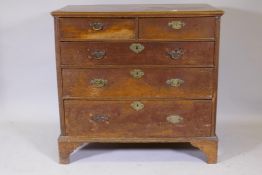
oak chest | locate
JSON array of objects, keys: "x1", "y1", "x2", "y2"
[{"x1": 51, "y1": 4, "x2": 223, "y2": 164}]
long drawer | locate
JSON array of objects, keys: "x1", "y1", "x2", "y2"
[
  {"x1": 60, "y1": 41, "x2": 214, "y2": 66},
  {"x1": 64, "y1": 100, "x2": 212, "y2": 137},
  {"x1": 62, "y1": 68, "x2": 214, "y2": 98}
]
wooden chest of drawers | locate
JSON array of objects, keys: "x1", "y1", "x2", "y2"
[{"x1": 52, "y1": 4, "x2": 223, "y2": 164}]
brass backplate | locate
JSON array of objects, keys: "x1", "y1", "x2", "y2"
[
  {"x1": 90, "y1": 78, "x2": 108, "y2": 88},
  {"x1": 166, "y1": 78, "x2": 184, "y2": 87},
  {"x1": 168, "y1": 20, "x2": 185, "y2": 30},
  {"x1": 166, "y1": 115, "x2": 183, "y2": 124}
]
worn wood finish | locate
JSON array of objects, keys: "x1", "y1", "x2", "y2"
[
  {"x1": 139, "y1": 17, "x2": 216, "y2": 40},
  {"x1": 58, "y1": 135, "x2": 218, "y2": 163},
  {"x1": 59, "y1": 18, "x2": 136, "y2": 40},
  {"x1": 62, "y1": 68, "x2": 214, "y2": 99},
  {"x1": 61, "y1": 41, "x2": 214, "y2": 66},
  {"x1": 51, "y1": 4, "x2": 224, "y2": 17},
  {"x1": 190, "y1": 138, "x2": 218, "y2": 164},
  {"x1": 52, "y1": 4, "x2": 223, "y2": 164},
  {"x1": 211, "y1": 16, "x2": 222, "y2": 136},
  {"x1": 64, "y1": 100, "x2": 212, "y2": 137},
  {"x1": 58, "y1": 139, "x2": 85, "y2": 164},
  {"x1": 54, "y1": 17, "x2": 66, "y2": 135}
]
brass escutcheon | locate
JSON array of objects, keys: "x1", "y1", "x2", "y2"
[
  {"x1": 166, "y1": 78, "x2": 184, "y2": 87},
  {"x1": 130, "y1": 69, "x2": 144, "y2": 79},
  {"x1": 129, "y1": 43, "x2": 145, "y2": 53},
  {"x1": 168, "y1": 20, "x2": 186, "y2": 30},
  {"x1": 166, "y1": 115, "x2": 183, "y2": 124},
  {"x1": 131, "y1": 101, "x2": 144, "y2": 111},
  {"x1": 90, "y1": 78, "x2": 108, "y2": 88}
]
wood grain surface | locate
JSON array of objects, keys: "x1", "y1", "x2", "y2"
[
  {"x1": 52, "y1": 4, "x2": 223, "y2": 164},
  {"x1": 64, "y1": 100, "x2": 212, "y2": 137},
  {"x1": 60, "y1": 41, "x2": 214, "y2": 66},
  {"x1": 62, "y1": 68, "x2": 214, "y2": 99},
  {"x1": 59, "y1": 18, "x2": 136, "y2": 40},
  {"x1": 139, "y1": 17, "x2": 216, "y2": 40}
]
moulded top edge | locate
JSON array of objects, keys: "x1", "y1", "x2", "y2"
[{"x1": 51, "y1": 4, "x2": 224, "y2": 17}]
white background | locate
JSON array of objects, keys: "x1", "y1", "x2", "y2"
[{"x1": 1, "y1": 0, "x2": 262, "y2": 175}]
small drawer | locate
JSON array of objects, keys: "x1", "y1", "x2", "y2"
[
  {"x1": 59, "y1": 18, "x2": 136, "y2": 40},
  {"x1": 62, "y1": 68, "x2": 214, "y2": 99},
  {"x1": 139, "y1": 17, "x2": 216, "y2": 40},
  {"x1": 64, "y1": 100, "x2": 212, "y2": 137},
  {"x1": 60, "y1": 41, "x2": 214, "y2": 66}
]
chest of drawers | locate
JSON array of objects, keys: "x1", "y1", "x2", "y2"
[{"x1": 51, "y1": 4, "x2": 223, "y2": 164}]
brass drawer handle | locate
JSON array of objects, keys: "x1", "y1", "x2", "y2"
[
  {"x1": 129, "y1": 43, "x2": 144, "y2": 53},
  {"x1": 167, "y1": 48, "x2": 184, "y2": 60},
  {"x1": 166, "y1": 78, "x2": 184, "y2": 87},
  {"x1": 130, "y1": 69, "x2": 144, "y2": 79},
  {"x1": 168, "y1": 21, "x2": 186, "y2": 30},
  {"x1": 166, "y1": 115, "x2": 183, "y2": 124},
  {"x1": 91, "y1": 50, "x2": 106, "y2": 60},
  {"x1": 90, "y1": 22, "x2": 104, "y2": 31},
  {"x1": 90, "y1": 78, "x2": 108, "y2": 88},
  {"x1": 131, "y1": 101, "x2": 144, "y2": 111},
  {"x1": 91, "y1": 115, "x2": 109, "y2": 122}
]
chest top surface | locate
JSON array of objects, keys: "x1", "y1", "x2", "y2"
[{"x1": 51, "y1": 4, "x2": 223, "y2": 16}]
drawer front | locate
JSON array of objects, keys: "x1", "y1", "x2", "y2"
[
  {"x1": 64, "y1": 100, "x2": 212, "y2": 137},
  {"x1": 61, "y1": 42, "x2": 214, "y2": 66},
  {"x1": 139, "y1": 17, "x2": 215, "y2": 40},
  {"x1": 59, "y1": 18, "x2": 136, "y2": 40},
  {"x1": 62, "y1": 68, "x2": 214, "y2": 98}
]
